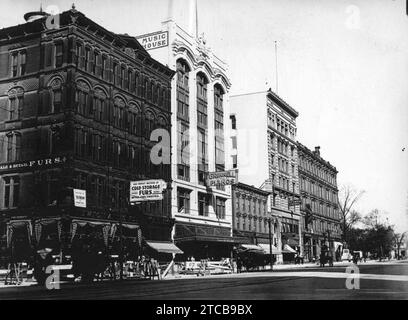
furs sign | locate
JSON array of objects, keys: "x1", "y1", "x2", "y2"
[
  {"x1": 130, "y1": 179, "x2": 167, "y2": 203},
  {"x1": 0, "y1": 156, "x2": 67, "y2": 172},
  {"x1": 136, "y1": 31, "x2": 168, "y2": 51}
]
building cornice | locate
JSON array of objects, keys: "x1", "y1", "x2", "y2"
[
  {"x1": 267, "y1": 89, "x2": 299, "y2": 118},
  {"x1": 297, "y1": 141, "x2": 338, "y2": 173}
]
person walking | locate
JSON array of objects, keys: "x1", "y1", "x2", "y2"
[{"x1": 33, "y1": 248, "x2": 54, "y2": 287}]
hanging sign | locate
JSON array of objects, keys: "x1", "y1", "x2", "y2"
[
  {"x1": 130, "y1": 179, "x2": 167, "y2": 202},
  {"x1": 73, "y1": 189, "x2": 86, "y2": 208}
]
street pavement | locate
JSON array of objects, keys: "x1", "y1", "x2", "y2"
[{"x1": 0, "y1": 260, "x2": 407, "y2": 300}]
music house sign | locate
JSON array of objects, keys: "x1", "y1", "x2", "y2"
[{"x1": 136, "y1": 31, "x2": 168, "y2": 51}]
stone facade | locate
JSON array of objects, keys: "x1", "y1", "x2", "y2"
[{"x1": 297, "y1": 143, "x2": 342, "y2": 261}]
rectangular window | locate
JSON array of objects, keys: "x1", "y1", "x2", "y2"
[
  {"x1": 8, "y1": 97, "x2": 22, "y2": 121},
  {"x1": 198, "y1": 192, "x2": 209, "y2": 217},
  {"x1": 232, "y1": 155, "x2": 237, "y2": 169},
  {"x1": 177, "y1": 188, "x2": 190, "y2": 214},
  {"x1": 93, "y1": 51, "x2": 99, "y2": 74},
  {"x1": 197, "y1": 129, "x2": 208, "y2": 185},
  {"x1": 53, "y1": 89, "x2": 62, "y2": 113},
  {"x1": 11, "y1": 51, "x2": 26, "y2": 77},
  {"x1": 6, "y1": 134, "x2": 21, "y2": 162},
  {"x1": 85, "y1": 47, "x2": 90, "y2": 72},
  {"x1": 3, "y1": 176, "x2": 19, "y2": 208},
  {"x1": 101, "y1": 55, "x2": 107, "y2": 79},
  {"x1": 230, "y1": 115, "x2": 236, "y2": 129},
  {"x1": 216, "y1": 197, "x2": 226, "y2": 220},
  {"x1": 11, "y1": 53, "x2": 18, "y2": 77},
  {"x1": 55, "y1": 42, "x2": 63, "y2": 67},
  {"x1": 112, "y1": 62, "x2": 118, "y2": 85},
  {"x1": 231, "y1": 136, "x2": 237, "y2": 149},
  {"x1": 177, "y1": 120, "x2": 190, "y2": 181},
  {"x1": 20, "y1": 51, "x2": 26, "y2": 75},
  {"x1": 121, "y1": 66, "x2": 125, "y2": 88}
]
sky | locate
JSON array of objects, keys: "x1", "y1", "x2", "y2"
[{"x1": 1, "y1": 0, "x2": 407, "y2": 231}]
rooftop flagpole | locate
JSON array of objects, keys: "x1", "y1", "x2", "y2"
[{"x1": 275, "y1": 40, "x2": 278, "y2": 93}]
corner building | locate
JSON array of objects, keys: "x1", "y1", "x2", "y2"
[
  {"x1": 0, "y1": 8, "x2": 174, "y2": 264},
  {"x1": 138, "y1": 17, "x2": 233, "y2": 259}
]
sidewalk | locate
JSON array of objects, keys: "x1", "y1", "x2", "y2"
[{"x1": 163, "y1": 259, "x2": 407, "y2": 280}]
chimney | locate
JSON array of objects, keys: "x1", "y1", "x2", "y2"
[{"x1": 314, "y1": 146, "x2": 321, "y2": 156}]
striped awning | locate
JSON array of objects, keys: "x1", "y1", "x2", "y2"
[
  {"x1": 257, "y1": 243, "x2": 282, "y2": 255},
  {"x1": 283, "y1": 244, "x2": 297, "y2": 253},
  {"x1": 146, "y1": 241, "x2": 184, "y2": 254},
  {"x1": 241, "y1": 244, "x2": 264, "y2": 251}
]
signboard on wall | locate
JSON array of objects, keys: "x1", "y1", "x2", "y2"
[
  {"x1": 207, "y1": 170, "x2": 238, "y2": 187},
  {"x1": 73, "y1": 189, "x2": 86, "y2": 208},
  {"x1": 0, "y1": 156, "x2": 67, "y2": 172},
  {"x1": 130, "y1": 179, "x2": 167, "y2": 202},
  {"x1": 136, "y1": 31, "x2": 169, "y2": 51}
]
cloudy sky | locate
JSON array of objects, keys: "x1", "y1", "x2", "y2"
[{"x1": 1, "y1": 0, "x2": 407, "y2": 231}]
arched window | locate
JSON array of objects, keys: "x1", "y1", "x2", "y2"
[
  {"x1": 176, "y1": 59, "x2": 191, "y2": 181},
  {"x1": 93, "y1": 88, "x2": 107, "y2": 122},
  {"x1": 176, "y1": 59, "x2": 190, "y2": 121},
  {"x1": 7, "y1": 87, "x2": 24, "y2": 121},
  {"x1": 113, "y1": 97, "x2": 126, "y2": 128},
  {"x1": 145, "y1": 111, "x2": 155, "y2": 136},
  {"x1": 75, "y1": 81, "x2": 90, "y2": 115},
  {"x1": 214, "y1": 84, "x2": 225, "y2": 172},
  {"x1": 214, "y1": 83, "x2": 224, "y2": 112}
]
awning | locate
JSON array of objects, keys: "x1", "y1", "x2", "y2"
[
  {"x1": 146, "y1": 241, "x2": 184, "y2": 254},
  {"x1": 258, "y1": 243, "x2": 282, "y2": 255},
  {"x1": 334, "y1": 241, "x2": 343, "y2": 251},
  {"x1": 241, "y1": 244, "x2": 263, "y2": 251},
  {"x1": 283, "y1": 244, "x2": 297, "y2": 253}
]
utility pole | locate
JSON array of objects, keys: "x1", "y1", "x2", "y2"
[{"x1": 119, "y1": 205, "x2": 124, "y2": 281}]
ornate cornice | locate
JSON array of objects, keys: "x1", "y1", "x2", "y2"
[{"x1": 172, "y1": 39, "x2": 232, "y2": 90}]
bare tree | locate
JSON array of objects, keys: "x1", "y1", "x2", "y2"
[
  {"x1": 338, "y1": 184, "x2": 365, "y2": 244},
  {"x1": 393, "y1": 232, "x2": 406, "y2": 260}
]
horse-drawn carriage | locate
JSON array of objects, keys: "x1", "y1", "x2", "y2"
[{"x1": 319, "y1": 249, "x2": 334, "y2": 267}]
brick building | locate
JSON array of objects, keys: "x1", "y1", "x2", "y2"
[
  {"x1": 231, "y1": 182, "x2": 274, "y2": 249},
  {"x1": 297, "y1": 143, "x2": 342, "y2": 261},
  {"x1": 0, "y1": 7, "x2": 174, "y2": 263}
]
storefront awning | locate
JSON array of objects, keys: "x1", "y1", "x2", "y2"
[
  {"x1": 257, "y1": 243, "x2": 282, "y2": 255},
  {"x1": 334, "y1": 241, "x2": 343, "y2": 251},
  {"x1": 146, "y1": 241, "x2": 184, "y2": 254},
  {"x1": 283, "y1": 244, "x2": 297, "y2": 253},
  {"x1": 240, "y1": 244, "x2": 264, "y2": 251}
]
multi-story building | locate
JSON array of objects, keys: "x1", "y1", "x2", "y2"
[
  {"x1": 0, "y1": 7, "x2": 174, "y2": 263},
  {"x1": 136, "y1": 9, "x2": 233, "y2": 259},
  {"x1": 297, "y1": 143, "x2": 342, "y2": 261},
  {"x1": 231, "y1": 182, "x2": 273, "y2": 250},
  {"x1": 230, "y1": 89, "x2": 301, "y2": 262}
]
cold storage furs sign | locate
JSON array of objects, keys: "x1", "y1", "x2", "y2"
[
  {"x1": 136, "y1": 31, "x2": 168, "y2": 51},
  {"x1": 130, "y1": 180, "x2": 167, "y2": 202}
]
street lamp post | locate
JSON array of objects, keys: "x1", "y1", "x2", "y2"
[{"x1": 268, "y1": 218, "x2": 273, "y2": 271}]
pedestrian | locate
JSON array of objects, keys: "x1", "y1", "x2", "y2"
[
  {"x1": 33, "y1": 248, "x2": 53, "y2": 287},
  {"x1": 237, "y1": 257, "x2": 242, "y2": 273}
]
